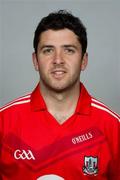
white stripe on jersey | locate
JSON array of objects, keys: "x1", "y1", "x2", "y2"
[
  {"x1": 0, "y1": 94, "x2": 31, "y2": 109},
  {"x1": 92, "y1": 98, "x2": 120, "y2": 118},
  {"x1": 92, "y1": 98, "x2": 107, "y2": 106},
  {"x1": 0, "y1": 99, "x2": 30, "y2": 112},
  {"x1": 13, "y1": 94, "x2": 31, "y2": 101},
  {"x1": 91, "y1": 103, "x2": 120, "y2": 122},
  {"x1": 5, "y1": 94, "x2": 31, "y2": 106}
]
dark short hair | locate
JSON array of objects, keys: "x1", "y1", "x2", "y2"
[{"x1": 33, "y1": 10, "x2": 87, "y2": 56}]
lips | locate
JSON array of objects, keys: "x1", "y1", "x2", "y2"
[
  {"x1": 51, "y1": 68, "x2": 67, "y2": 73},
  {"x1": 51, "y1": 69, "x2": 67, "y2": 78}
]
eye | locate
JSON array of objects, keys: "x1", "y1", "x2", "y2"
[
  {"x1": 64, "y1": 48, "x2": 75, "y2": 54},
  {"x1": 42, "y1": 48, "x2": 54, "y2": 55}
]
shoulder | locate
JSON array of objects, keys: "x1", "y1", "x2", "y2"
[
  {"x1": 91, "y1": 97, "x2": 120, "y2": 123},
  {"x1": 0, "y1": 93, "x2": 31, "y2": 113}
]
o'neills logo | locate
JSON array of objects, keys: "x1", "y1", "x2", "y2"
[{"x1": 72, "y1": 132, "x2": 93, "y2": 144}]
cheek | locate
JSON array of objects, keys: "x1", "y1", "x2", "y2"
[
  {"x1": 38, "y1": 60, "x2": 50, "y2": 74},
  {"x1": 69, "y1": 59, "x2": 82, "y2": 73}
]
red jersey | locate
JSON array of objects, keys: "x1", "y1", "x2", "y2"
[{"x1": 0, "y1": 83, "x2": 120, "y2": 180}]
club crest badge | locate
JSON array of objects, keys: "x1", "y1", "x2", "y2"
[{"x1": 83, "y1": 156, "x2": 98, "y2": 175}]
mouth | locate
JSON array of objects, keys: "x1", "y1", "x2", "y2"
[{"x1": 51, "y1": 69, "x2": 67, "y2": 79}]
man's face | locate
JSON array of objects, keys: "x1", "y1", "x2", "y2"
[{"x1": 33, "y1": 29, "x2": 88, "y2": 92}]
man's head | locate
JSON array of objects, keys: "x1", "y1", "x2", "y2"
[
  {"x1": 32, "y1": 10, "x2": 88, "y2": 93},
  {"x1": 33, "y1": 10, "x2": 87, "y2": 57}
]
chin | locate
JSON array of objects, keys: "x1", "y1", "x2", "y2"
[
  {"x1": 41, "y1": 76, "x2": 79, "y2": 92},
  {"x1": 48, "y1": 82, "x2": 76, "y2": 93},
  {"x1": 50, "y1": 85, "x2": 67, "y2": 92}
]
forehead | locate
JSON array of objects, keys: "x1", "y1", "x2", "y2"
[{"x1": 39, "y1": 29, "x2": 80, "y2": 45}]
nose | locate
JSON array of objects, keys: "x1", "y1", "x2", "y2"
[{"x1": 53, "y1": 49, "x2": 64, "y2": 65}]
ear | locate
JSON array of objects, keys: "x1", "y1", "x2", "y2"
[
  {"x1": 32, "y1": 52, "x2": 39, "y2": 71},
  {"x1": 81, "y1": 52, "x2": 88, "y2": 71}
]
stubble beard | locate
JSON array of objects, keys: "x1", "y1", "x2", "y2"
[{"x1": 40, "y1": 72, "x2": 80, "y2": 93}]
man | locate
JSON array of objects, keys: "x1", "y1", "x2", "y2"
[{"x1": 0, "y1": 10, "x2": 120, "y2": 180}]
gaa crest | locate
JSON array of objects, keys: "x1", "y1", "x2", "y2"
[{"x1": 83, "y1": 156, "x2": 98, "y2": 175}]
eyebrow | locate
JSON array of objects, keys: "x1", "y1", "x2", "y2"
[
  {"x1": 40, "y1": 45, "x2": 54, "y2": 50},
  {"x1": 62, "y1": 45, "x2": 78, "y2": 49}
]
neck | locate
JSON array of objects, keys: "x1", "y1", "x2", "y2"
[{"x1": 39, "y1": 81, "x2": 80, "y2": 124}]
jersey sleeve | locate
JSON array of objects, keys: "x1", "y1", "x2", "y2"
[
  {"x1": 108, "y1": 118, "x2": 120, "y2": 180},
  {"x1": 0, "y1": 111, "x2": 2, "y2": 149},
  {"x1": 0, "y1": 111, "x2": 3, "y2": 177}
]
